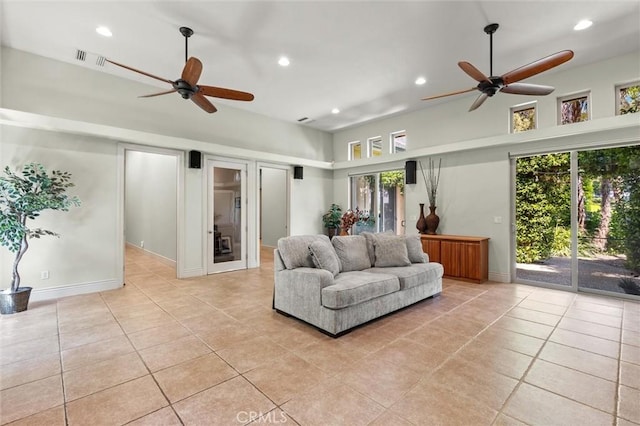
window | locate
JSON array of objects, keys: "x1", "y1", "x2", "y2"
[
  {"x1": 367, "y1": 137, "x2": 383, "y2": 158},
  {"x1": 348, "y1": 141, "x2": 362, "y2": 160},
  {"x1": 510, "y1": 103, "x2": 536, "y2": 133},
  {"x1": 390, "y1": 131, "x2": 406, "y2": 153},
  {"x1": 558, "y1": 92, "x2": 590, "y2": 125},
  {"x1": 349, "y1": 170, "x2": 405, "y2": 235},
  {"x1": 616, "y1": 82, "x2": 640, "y2": 115}
]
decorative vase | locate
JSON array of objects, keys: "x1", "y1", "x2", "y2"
[
  {"x1": 425, "y1": 205, "x2": 440, "y2": 235},
  {"x1": 416, "y1": 203, "x2": 427, "y2": 234},
  {"x1": 0, "y1": 287, "x2": 32, "y2": 315}
]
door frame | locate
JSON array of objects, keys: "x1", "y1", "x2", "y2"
[
  {"x1": 203, "y1": 156, "x2": 254, "y2": 273},
  {"x1": 117, "y1": 143, "x2": 185, "y2": 280}
]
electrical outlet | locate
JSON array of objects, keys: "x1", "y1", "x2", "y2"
[
  {"x1": 140, "y1": 241, "x2": 144, "y2": 248},
  {"x1": 494, "y1": 216, "x2": 503, "y2": 224},
  {"x1": 41, "y1": 271, "x2": 49, "y2": 280}
]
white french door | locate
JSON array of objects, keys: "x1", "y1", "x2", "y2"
[{"x1": 207, "y1": 159, "x2": 247, "y2": 273}]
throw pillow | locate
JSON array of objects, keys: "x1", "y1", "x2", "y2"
[
  {"x1": 308, "y1": 240, "x2": 341, "y2": 277},
  {"x1": 360, "y1": 232, "x2": 376, "y2": 266},
  {"x1": 277, "y1": 235, "x2": 330, "y2": 269},
  {"x1": 331, "y1": 235, "x2": 372, "y2": 272},
  {"x1": 374, "y1": 235, "x2": 411, "y2": 267},
  {"x1": 405, "y1": 235, "x2": 426, "y2": 263}
]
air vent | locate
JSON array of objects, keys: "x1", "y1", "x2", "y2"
[
  {"x1": 297, "y1": 117, "x2": 309, "y2": 122},
  {"x1": 75, "y1": 49, "x2": 87, "y2": 62},
  {"x1": 95, "y1": 56, "x2": 106, "y2": 67}
]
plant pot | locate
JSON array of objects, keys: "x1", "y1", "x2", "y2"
[
  {"x1": 0, "y1": 287, "x2": 32, "y2": 315},
  {"x1": 326, "y1": 227, "x2": 340, "y2": 239}
]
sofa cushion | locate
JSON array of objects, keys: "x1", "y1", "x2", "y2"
[
  {"x1": 309, "y1": 240, "x2": 341, "y2": 277},
  {"x1": 374, "y1": 235, "x2": 411, "y2": 267},
  {"x1": 332, "y1": 235, "x2": 371, "y2": 272},
  {"x1": 405, "y1": 235, "x2": 426, "y2": 263},
  {"x1": 278, "y1": 235, "x2": 331, "y2": 269},
  {"x1": 362, "y1": 231, "x2": 390, "y2": 265},
  {"x1": 321, "y1": 271, "x2": 399, "y2": 309},
  {"x1": 367, "y1": 263, "x2": 444, "y2": 290}
]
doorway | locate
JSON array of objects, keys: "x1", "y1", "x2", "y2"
[
  {"x1": 207, "y1": 159, "x2": 247, "y2": 273},
  {"x1": 259, "y1": 166, "x2": 289, "y2": 249},
  {"x1": 513, "y1": 146, "x2": 640, "y2": 298},
  {"x1": 349, "y1": 169, "x2": 405, "y2": 235}
]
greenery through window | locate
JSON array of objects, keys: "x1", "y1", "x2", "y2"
[
  {"x1": 617, "y1": 83, "x2": 640, "y2": 115},
  {"x1": 511, "y1": 104, "x2": 536, "y2": 133},
  {"x1": 559, "y1": 94, "x2": 589, "y2": 124}
]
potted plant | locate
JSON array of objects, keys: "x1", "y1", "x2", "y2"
[
  {"x1": 353, "y1": 208, "x2": 376, "y2": 235},
  {"x1": 322, "y1": 203, "x2": 342, "y2": 238},
  {"x1": 0, "y1": 163, "x2": 80, "y2": 314}
]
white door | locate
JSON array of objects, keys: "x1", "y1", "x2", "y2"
[{"x1": 207, "y1": 160, "x2": 247, "y2": 273}]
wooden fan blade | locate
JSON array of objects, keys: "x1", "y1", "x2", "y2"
[
  {"x1": 469, "y1": 93, "x2": 489, "y2": 111},
  {"x1": 191, "y1": 92, "x2": 217, "y2": 113},
  {"x1": 458, "y1": 61, "x2": 490, "y2": 83},
  {"x1": 500, "y1": 83, "x2": 555, "y2": 96},
  {"x1": 138, "y1": 89, "x2": 178, "y2": 98},
  {"x1": 502, "y1": 50, "x2": 574, "y2": 85},
  {"x1": 199, "y1": 85, "x2": 255, "y2": 101},
  {"x1": 105, "y1": 59, "x2": 174, "y2": 85},
  {"x1": 422, "y1": 87, "x2": 477, "y2": 101},
  {"x1": 182, "y1": 57, "x2": 203, "y2": 87}
]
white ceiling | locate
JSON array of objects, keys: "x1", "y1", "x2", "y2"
[{"x1": 1, "y1": 1, "x2": 639, "y2": 132}]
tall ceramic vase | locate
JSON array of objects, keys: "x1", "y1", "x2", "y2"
[
  {"x1": 425, "y1": 205, "x2": 440, "y2": 235},
  {"x1": 416, "y1": 203, "x2": 427, "y2": 234}
]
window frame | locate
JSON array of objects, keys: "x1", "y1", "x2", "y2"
[
  {"x1": 348, "y1": 141, "x2": 362, "y2": 161},
  {"x1": 367, "y1": 136, "x2": 383, "y2": 158},
  {"x1": 510, "y1": 101, "x2": 537, "y2": 133},
  {"x1": 615, "y1": 80, "x2": 640, "y2": 116},
  {"x1": 557, "y1": 91, "x2": 591, "y2": 125},
  {"x1": 390, "y1": 130, "x2": 407, "y2": 154}
]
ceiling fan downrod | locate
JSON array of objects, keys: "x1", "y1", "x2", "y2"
[
  {"x1": 179, "y1": 26, "x2": 194, "y2": 63},
  {"x1": 484, "y1": 23, "x2": 499, "y2": 77}
]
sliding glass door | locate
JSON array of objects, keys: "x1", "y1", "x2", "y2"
[
  {"x1": 514, "y1": 145, "x2": 640, "y2": 298},
  {"x1": 349, "y1": 170, "x2": 405, "y2": 235}
]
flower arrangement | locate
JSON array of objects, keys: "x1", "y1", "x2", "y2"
[
  {"x1": 420, "y1": 157, "x2": 441, "y2": 207},
  {"x1": 340, "y1": 207, "x2": 374, "y2": 234}
]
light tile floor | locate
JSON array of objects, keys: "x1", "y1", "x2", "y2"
[{"x1": 1, "y1": 247, "x2": 639, "y2": 425}]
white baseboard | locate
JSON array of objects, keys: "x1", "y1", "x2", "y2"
[
  {"x1": 179, "y1": 267, "x2": 205, "y2": 278},
  {"x1": 489, "y1": 271, "x2": 511, "y2": 283},
  {"x1": 30, "y1": 279, "x2": 123, "y2": 302},
  {"x1": 126, "y1": 243, "x2": 176, "y2": 268}
]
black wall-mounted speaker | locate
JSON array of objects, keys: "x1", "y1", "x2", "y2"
[
  {"x1": 405, "y1": 160, "x2": 417, "y2": 184},
  {"x1": 188, "y1": 150, "x2": 202, "y2": 169},
  {"x1": 293, "y1": 166, "x2": 304, "y2": 180}
]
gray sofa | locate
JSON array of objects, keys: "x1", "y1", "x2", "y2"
[{"x1": 273, "y1": 233, "x2": 444, "y2": 336}]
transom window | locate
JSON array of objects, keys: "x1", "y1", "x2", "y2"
[
  {"x1": 511, "y1": 102, "x2": 537, "y2": 133},
  {"x1": 391, "y1": 131, "x2": 406, "y2": 153},
  {"x1": 558, "y1": 92, "x2": 590, "y2": 125},
  {"x1": 348, "y1": 141, "x2": 362, "y2": 160},
  {"x1": 616, "y1": 82, "x2": 640, "y2": 115},
  {"x1": 367, "y1": 137, "x2": 383, "y2": 157}
]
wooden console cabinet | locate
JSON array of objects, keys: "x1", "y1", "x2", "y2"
[{"x1": 420, "y1": 234, "x2": 489, "y2": 283}]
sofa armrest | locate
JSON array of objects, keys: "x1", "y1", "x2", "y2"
[{"x1": 274, "y1": 267, "x2": 334, "y2": 310}]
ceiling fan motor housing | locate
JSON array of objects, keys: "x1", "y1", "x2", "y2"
[
  {"x1": 173, "y1": 79, "x2": 196, "y2": 99},
  {"x1": 479, "y1": 77, "x2": 503, "y2": 96}
]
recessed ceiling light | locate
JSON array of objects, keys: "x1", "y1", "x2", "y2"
[
  {"x1": 278, "y1": 56, "x2": 290, "y2": 67},
  {"x1": 574, "y1": 19, "x2": 593, "y2": 31},
  {"x1": 331, "y1": 108, "x2": 340, "y2": 114},
  {"x1": 96, "y1": 26, "x2": 112, "y2": 37},
  {"x1": 415, "y1": 76, "x2": 427, "y2": 85}
]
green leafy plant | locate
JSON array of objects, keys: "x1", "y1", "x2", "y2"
[
  {"x1": 322, "y1": 204, "x2": 342, "y2": 229},
  {"x1": 0, "y1": 163, "x2": 80, "y2": 292}
]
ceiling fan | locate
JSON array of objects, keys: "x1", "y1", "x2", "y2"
[
  {"x1": 422, "y1": 23, "x2": 574, "y2": 111},
  {"x1": 106, "y1": 27, "x2": 254, "y2": 113}
]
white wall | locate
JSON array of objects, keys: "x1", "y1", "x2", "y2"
[
  {"x1": 125, "y1": 150, "x2": 177, "y2": 262},
  {"x1": 332, "y1": 52, "x2": 640, "y2": 282},
  {"x1": 291, "y1": 166, "x2": 335, "y2": 236},
  {"x1": 0, "y1": 125, "x2": 121, "y2": 298}
]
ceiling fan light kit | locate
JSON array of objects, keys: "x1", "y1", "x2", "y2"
[
  {"x1": 106, "y1": 27, "x2": 254, "y2": 113},
  {"x1": 422, "y1": 23, "x2": 574, "y2": 111}
]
